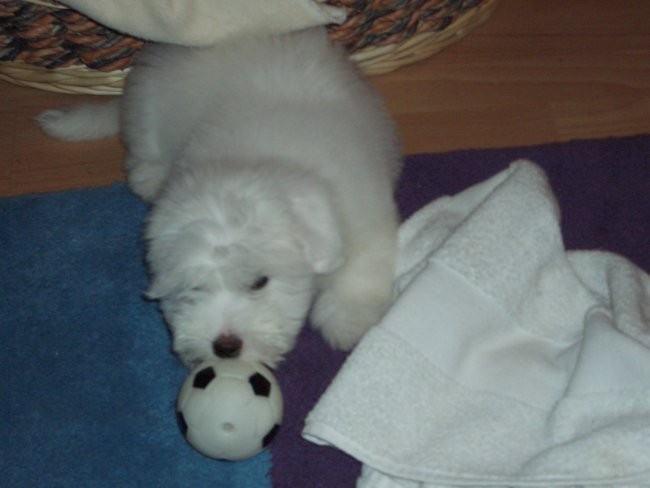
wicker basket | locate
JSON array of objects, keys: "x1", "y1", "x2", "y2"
[{"x1": 0, "y1": 0, "x2": 499, "y2": 95}]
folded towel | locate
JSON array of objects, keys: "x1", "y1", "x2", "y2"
[
  {"x1": 303, "y1": 160, "x2": 650, "y2": 487},
  {"x1": 61, "y1": 0, "x2": 346, "y2": 46}
]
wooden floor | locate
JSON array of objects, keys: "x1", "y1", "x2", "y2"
[{"x1": 1, "y1": 0, "x2": 649, "y2": 197}]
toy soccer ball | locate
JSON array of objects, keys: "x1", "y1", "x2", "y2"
[{"x1": 176, "y1": 358, "x2": 283, "y2": 461}]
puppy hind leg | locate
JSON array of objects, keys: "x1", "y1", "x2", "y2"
[{"x1": 311, "y1": 233, "x2": 397, "y2": 350}]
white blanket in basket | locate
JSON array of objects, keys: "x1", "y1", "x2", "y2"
[{"x1": 61, "y1": 0, "x2": 345, "y2": 46}]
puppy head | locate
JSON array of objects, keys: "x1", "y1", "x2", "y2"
[{"x1": 144, "y1": 162, "x2": 343, "y2": 367}]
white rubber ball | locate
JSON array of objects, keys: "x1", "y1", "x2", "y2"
[{"x1": 176, "y1": 358, "x2": 283, "y2": 461}]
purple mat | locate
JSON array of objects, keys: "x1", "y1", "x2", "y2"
[{"x1": 271, "y1": 135, "x2": 650, "y2": 487}]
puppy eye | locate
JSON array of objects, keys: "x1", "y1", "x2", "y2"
[{"x1": 249, "y1": 275, "x2": 269, "y2": 291}]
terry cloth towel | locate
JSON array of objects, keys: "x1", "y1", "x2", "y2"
[
  {"x1": 303, "y1": 160, "x2": 650, "y2": 487},
  {"x1": 60, "y1": 0, "x2": 346, "y2": 46}
]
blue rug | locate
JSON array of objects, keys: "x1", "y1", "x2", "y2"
[
  {"x1": 2, "y1": 135, "x2": 649, "y2": 487},
  {"x1": 1, "y1": 185, "x2": 271, "y2": 487}
]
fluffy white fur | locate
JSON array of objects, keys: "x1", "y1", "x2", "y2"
[{"x1": 38, "y1": 28, "x2": 402, "y2": 367}]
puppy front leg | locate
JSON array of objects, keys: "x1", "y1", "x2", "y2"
[
  {"x1": 121, "y1": 112, "x2": 174, "y2": 202},
  {"x1": 311, "y1": 231, "x2": 397, "y2": 350},
  {"x1": 124, "y1": 153, "x2": 174, "y2": 202}
]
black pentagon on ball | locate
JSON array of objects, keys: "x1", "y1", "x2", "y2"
[
  {"x1": 193, "y1": 366, "x2": 216, "y2": 389},
  {"x1": 262, "y1": 424, "x2": 280, "y2": 448},
  {"x1": 176, "y1": 411, "x2": 188, "y2": 436},
  {"x1": 248, "y1": 372, "x2": 271, "y2": 397}
]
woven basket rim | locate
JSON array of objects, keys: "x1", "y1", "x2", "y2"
[
  {"x1": 0, "y1": 60, "x2": 126, "y2": 95},
  {"x1": 25, "y1": 0, "x2": 64, "y2": 8},
  {"x1": 352, "y1": 0, "x2": 498, "y2": 75}
]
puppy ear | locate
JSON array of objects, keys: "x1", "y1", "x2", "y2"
[
  {"x1": 145, "y1": 273, "x2": 175, "y2": 300},
  {"x1": 289, "y1": 187, "x2": 344, "y2": 274}
]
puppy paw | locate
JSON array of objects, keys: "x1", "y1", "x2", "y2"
[
  {"x1": 125, "y1": 156, "x2": 171, "y2": 202},
  {"x1": 311, "y1": 278, "x2": 394, "y2": 350}
]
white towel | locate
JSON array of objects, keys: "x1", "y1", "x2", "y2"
[
  {"x1": 303, "y1": 160, "x2": 650, "y2": 487},
  {"x1": 61, "y1": 0, "x2": 346, "y2": 46}
]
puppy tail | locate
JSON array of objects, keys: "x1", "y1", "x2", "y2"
[{"x1": 37, "y1": 98, "x2": 121, "y2": 142}]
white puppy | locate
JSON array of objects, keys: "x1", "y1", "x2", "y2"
[{"x1": 38, "y1": 28, "x2": 402, "y2": 367}]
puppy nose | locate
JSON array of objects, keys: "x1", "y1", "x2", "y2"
[{"x1": 212, "y1": 334, "x2": 243, "y2": 358}]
